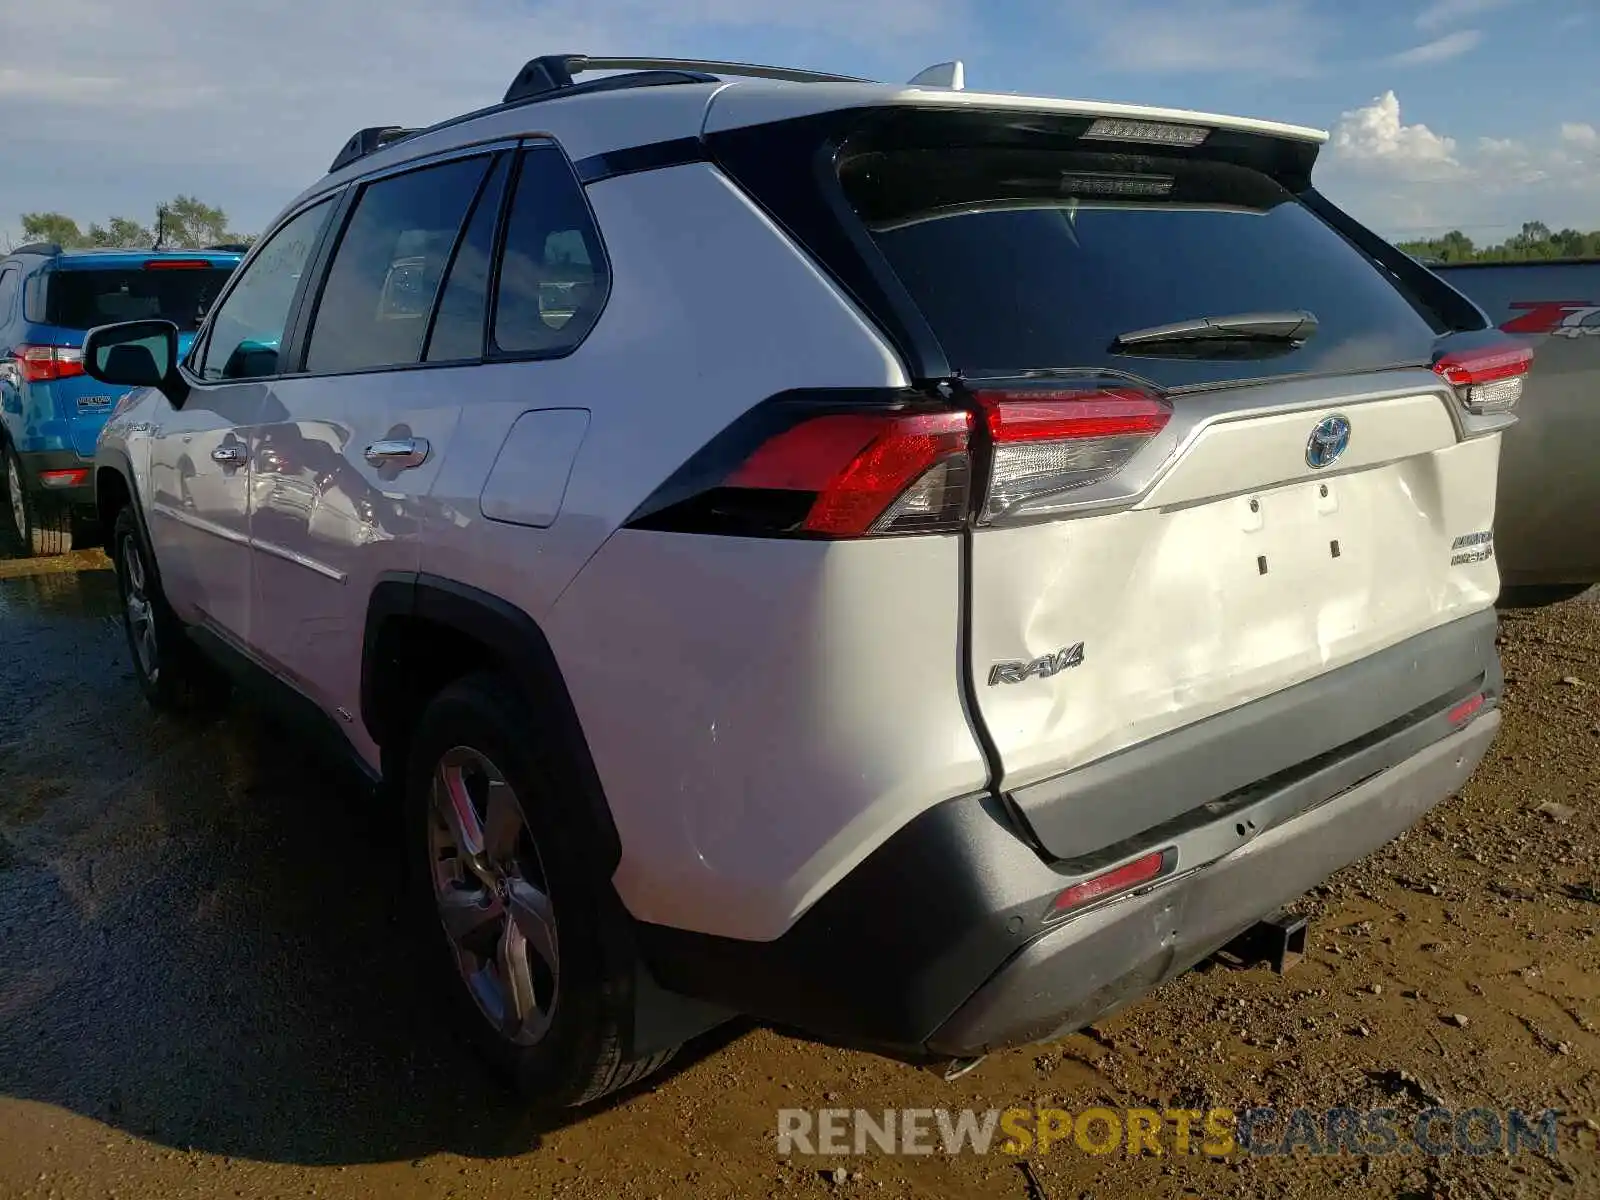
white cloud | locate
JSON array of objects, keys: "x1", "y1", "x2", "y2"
[
  {"x1": 0, "y1": 68, "x2": 118, "y2": 105},
  {"x1": 1329, "y1": 92, "x2": 1461, "y2": 181},
  {"x1": 1322, "y1": 91, "x2": 1600, "y2": 239},
  {"x1": 1415, "y1": 0, "x2": 1511, "y2": 30},
  {"x1": 1389, "y1": 28, "x2": 1483, "y2": 64}
]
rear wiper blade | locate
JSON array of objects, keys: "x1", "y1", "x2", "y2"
[{"x1": 1111, "y1": 310, "x2": 1319, "y2": 349}]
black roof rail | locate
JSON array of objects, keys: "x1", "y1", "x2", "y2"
[
  {"x1": 10, "y1": 242, "x2": 62, "y2": 258},
  {"x1": 503, "y1": 54, "x2": 869, "y2": 104},
  {"x1": 315, "y1": 56, "x2": 867, "y2": 182},
  {"x1": 329, "y1": 125, "x2": 422, "y2": 174}
]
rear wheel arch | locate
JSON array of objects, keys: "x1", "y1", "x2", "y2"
[
  {"x1": 361, "y1": 573, "x2": 622, "y2": 871},
  {"x1": 93, "y1": 455, "x2": 162, "y2": 582},
  {"x1": 94, "y1": 464, "x2": 132, "y2": 531}
]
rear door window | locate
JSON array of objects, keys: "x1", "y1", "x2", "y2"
[
  {"x1": 424, "y1": 153, "x2": 511, "y2": 363},
  {"x1": 840, "y1": 149, "x2": 1442, "y2": 389},
  {"x1": 305, "y1": 155, "x2": 491, "y2": 374},
  {"x1": 491, "y1": 145, "x2": 609, "y2": 357},
  {"x1": 44, "y1": 265, "x2": 234, "y2": 332}
]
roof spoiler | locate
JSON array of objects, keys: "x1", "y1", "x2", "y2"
[{"x1": 11, "y1": 242, "x2": 62, "y2": 258}]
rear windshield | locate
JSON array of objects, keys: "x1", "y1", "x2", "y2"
[
  {"x1": 839, "y1": 149, "x2": 1443, "y2": 389},
  {"x1": 44, "y1": 266, "x2": 234, "y2": 332}
]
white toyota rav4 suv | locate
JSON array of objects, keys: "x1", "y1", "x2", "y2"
[{"x1": 82, "y1": 55, "x2": 1522, "y2": 1106}]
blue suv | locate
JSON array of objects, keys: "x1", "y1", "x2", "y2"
[{"x1": 0, "y1": 243, "x2": 241, "y2": 554}]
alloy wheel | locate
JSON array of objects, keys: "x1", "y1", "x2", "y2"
[
  {"x1": 428, "y1": 745, "x2": 559, "y2": 1046},
  {"x1": 7, "y1": 455, "x2": 25, "y2": 543},
  {"x1": 120, "y1": 533, "x2": 160, "y2": 683}
]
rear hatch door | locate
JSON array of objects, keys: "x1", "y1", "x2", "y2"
[
  {"x1": 833, "y1": 122, "x2": 1502, "y2": 837},
  {"x1": 39, "y1": 256, "x2": 234, "y2": 454}
]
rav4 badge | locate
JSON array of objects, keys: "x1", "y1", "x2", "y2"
[{"x1": 988, "y1": 643, "x2": 1086, "y2": 686}]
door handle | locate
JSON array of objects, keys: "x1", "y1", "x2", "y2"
[
  {"x1": 364, "y1": 438, "x2": 430, "y2": 469},
  {"x1": 211, "y1": 446, "x2": 247, "y2": 466}
]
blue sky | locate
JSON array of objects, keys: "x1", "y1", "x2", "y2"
[{"x1": 1, "y1": 0, "x2": 1596, "y2": 246}]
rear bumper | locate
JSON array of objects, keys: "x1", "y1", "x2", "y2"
[
  {"x1": 927, "y1": 711, "x2": 1498, "y2": 1056},
  {"x1": 14, "y1": 448, "x2": 95, "y2": 511},
  {"x1": 1007, "y1": 608, "x2": 1500, "y2": 863},
  {"x1": 635, "y1": 619, "x2": 1502, "y2": 1060}
]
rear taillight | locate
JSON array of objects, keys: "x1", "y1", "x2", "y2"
[
  {"x1": 971, "y1": 383, "x2": 1172, "y2": 523},
  {"x1": 1433, "y1": 344, "x2": 1533, "y2": 416},
  {"x1": 627, "y1": 382, "x2": 1177, "y2": 538},
  {"x1": 15, "y1": 344, "x2": 85, "y2": 384},
  {"x1": 625, "y1": 393, "x2": 974, "y2": 539},
  {"x1": 726, "y1": 410, "x2": 971, "y2": 536}
]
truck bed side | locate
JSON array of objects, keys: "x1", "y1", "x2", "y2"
[{"x1": 1435, "y1": 260, "x2": 1600, "y2": 590}]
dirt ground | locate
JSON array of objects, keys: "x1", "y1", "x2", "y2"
[{"x1": 0, "y1": 547, "x2": 1595, "y2": 1200}]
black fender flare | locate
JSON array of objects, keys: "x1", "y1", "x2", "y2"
[
  {"x1": 92, "y1": 449, "x2": 163, "y2": 586},
  {"x1": 361, "y1": 573, "x2": 622, "y2": 870}
]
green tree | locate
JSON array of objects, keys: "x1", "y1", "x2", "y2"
[
  {"x1": 1401, "y1": 221, "x2": 1600, "y2": 265},
  {"x1": 85, "y1": 216, "x2": 155, "y2": 248},
  {"x1": 1511, "y1": 220, "x2": 1552, "y2": 249},
  {"x1": 19, "y1": 212, "x2": 88, "y2": 247},
  {"x1": 157, "y1": 195, "x2": 229, "y2": 247},
  {"x1": 1437, "y1": 229, "x2": 1476, "y2": 262},
  {"x1": 17, "y1": 196, "x2": 253, "y2": 251}
]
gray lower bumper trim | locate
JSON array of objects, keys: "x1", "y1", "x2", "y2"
[
  {"x1": 1009, "y1": 609, "x2": 1500, "y2": 862},
  {"x1": 927, "y1": 711, "x2": 1499, "y2": 1057}
]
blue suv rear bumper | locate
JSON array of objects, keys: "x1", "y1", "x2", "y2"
[{"x1": 12, "y1": 447, "x2": 96, "y2": 514}]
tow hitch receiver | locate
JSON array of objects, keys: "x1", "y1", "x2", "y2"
[{"x1": 1215, "y1": 911, "x2": 1308, "y2": 974}]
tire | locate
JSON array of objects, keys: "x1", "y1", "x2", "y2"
[
  {"x1": 405, "y1": 671, "x2": 676, "y2": 1107},
  {"x1": 5, "y1": 446, "x2": 73, "y2": 557},
  {"x1": 109, "y1": 506, "x2": 228, "y2": 712},
  {"x1": 69, "y1": 509, "x2": 103, "y2": 550},
  {"x1": 1498, "y1": 583, "x2": 1592, "y2": 610}
]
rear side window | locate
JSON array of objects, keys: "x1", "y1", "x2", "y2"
[
  {"x1": 23, "y1": 274, "x2": 46, "y2": 323},
  {"x1": 0, "y1": 268, "x2": 18, "y2": 321},
  {"x1": 840, "y1": 149, "x2": 1442, "y2": 389},
  {"x1": 306, "y1": 155, "x2": 491, "y2": 374},
  {"x1": 43, "y1": 265, "x2": 233, "y2": 332},
  {"x1": 491, "y1": 145, "x2": 609, "y2": 357}
]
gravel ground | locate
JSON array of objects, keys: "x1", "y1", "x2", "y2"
[{"x1": 0, "y1": 548, "x2": 1594, "y2": 1200}]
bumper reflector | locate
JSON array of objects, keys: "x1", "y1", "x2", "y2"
[
  {"x1": 1447, "y1": 693, "x2": 1486, "y2": 727},
  {"x1": 39, "y1": 468, "x2": 90, "y2": 488},
  {"x1": 1051, "y1": 848, "x2": 1170, "y2": 916}
]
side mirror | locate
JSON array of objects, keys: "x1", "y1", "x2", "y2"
[{"x1": 83, "y1": 320, "x2": 188, "y2": 407}]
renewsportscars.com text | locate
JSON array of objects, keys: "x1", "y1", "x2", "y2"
[{"x1": 776, "y1": 1106, "x2": 1564, "y2": 1158}]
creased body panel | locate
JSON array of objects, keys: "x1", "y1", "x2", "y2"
[
  {"x1": 545, "y1": 531, "x2": 986, "y2": 943},
  {"x1": 971, "y1": 396, "x2": 1501, "y2": 793}
]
